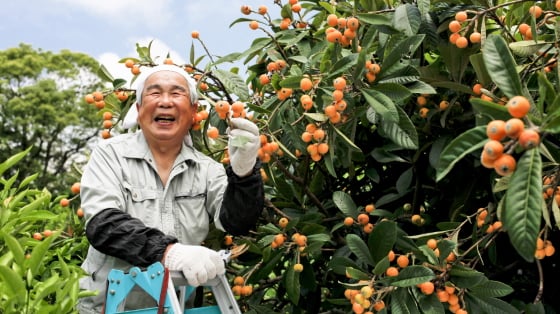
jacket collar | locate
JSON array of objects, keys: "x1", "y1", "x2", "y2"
[{"x1": 122, "y1": 131, "x2": 199, "y2": 165}]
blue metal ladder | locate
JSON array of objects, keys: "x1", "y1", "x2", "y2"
[{"x1": 103, "y1": 261, "x2": 241, "y2": 314}]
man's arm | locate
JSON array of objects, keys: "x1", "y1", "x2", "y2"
[
  {"x1": 219, "y1": 161, "x2": 264, "y2": 235},
  {"x1": 85, "y1": 208, "x2": 178, "y2": 267}
]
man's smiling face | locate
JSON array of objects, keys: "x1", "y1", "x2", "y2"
[{"x1": 137, "y1": 70, "x2": 198, "y2": 144}]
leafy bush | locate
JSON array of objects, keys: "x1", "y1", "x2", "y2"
[{"x1": 0, "y1": 148, "x2": 91, "y2": 313}]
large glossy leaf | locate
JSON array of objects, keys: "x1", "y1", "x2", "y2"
[
  {"x1": 483, "y1": 34, "x2": 523, "y2": 99},
  {"x1": 465, "y1": 293, "x2": 521, "y2": 314},
  {"x1": 346, "y1": 234, "x2": 375, "y2": 267},
  {"x1": 332, "y1": 125, "x2": 362, "y2": 152},
  {"x1": 382, "y1": 35, "x2": 425, "y2": 72},
  {"x1": 285, "y1": 256, "x2": 300, "y2": 305},
  {"x1": 212, "y1": 69, "x2": 249, "y2": 100},
  {"x1": 390, "y1": 286, "x2": 421, "y2": 313},
  {"x1": 0, "y1": 231, "x2": 24, "y2": 265},
  {"x1": 333, "y1": 191, "x2": 359, "y2": 218},
  {"x1": 503, "y1": 149, "x2": 542, "y2": 262},
  {"x1": 391, "y1": 265, "x2": 435, "y2": 287},
  {"x1": 326, "y1": 54, "x2": 358, "y2": 79},
  {"x1": 470, "y1": 98, "x2": 510, "y2": 124},
  {"x1": 361, "y1": 88, "x2": 399, "y2": 122},
  {"x1": 372, "y1": 83, "x2": 413, "y2": 103},
  {"x1": 469, "y1": 280, "x2": 514, "y2": 298},
  {"x1": 0, "y1": 265, "x2": 25, "y2": 295},
  {"x1": 0, "y1": 147, "x2": 31, "y2": 178},
  {"x1": 509, "y1": 40, "x2": 548, "y2": 57},
  {"x1": 356, "y1": 13, "x2": 393, "y2": 26},
  {"x1": 393, "y1": 4, "x2": 421, "y2": 36},
  {"x1": 435, "y1": 126, "x2": 486, "y2": 182},
  {"x1": 380, "y1": 106, "x2": 419, "y2": 150},
  {"x1": 368, "y1": 220, "x2": 397, "y2": 263}
]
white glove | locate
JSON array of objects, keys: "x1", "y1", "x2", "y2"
[
  {"x1": 163, "y1": 244, "x2": 225, "y2": 287},
  {"x1": 227, "y1": 118, "x2": 260, "y2": 177}
]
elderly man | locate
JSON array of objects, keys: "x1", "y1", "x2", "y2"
[{"x1": 77, "y1": 64, "x2": 263, "y2": 313}]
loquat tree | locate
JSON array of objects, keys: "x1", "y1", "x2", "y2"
[
  {"x1": 84, "y1": 0, "x2": 560, "y2": 312},
  {"x1": 6, "y1": 0, "x2": 560, "y2": 313}
]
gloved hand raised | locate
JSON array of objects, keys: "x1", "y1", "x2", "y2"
[
  {"x1": 227, "y1": 118, "x2": 260, "y2": 177},
  {"x1": 163, "y1": 244, "x2": 225, "y2": 287}
]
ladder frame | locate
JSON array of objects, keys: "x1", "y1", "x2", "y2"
[{"x1": 103, "y1": 262, "x2": 241, "y2": 314}]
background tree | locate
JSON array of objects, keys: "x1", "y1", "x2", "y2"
[{"x1": 0, "y1": 44, "x2": 104, "y2": 193}]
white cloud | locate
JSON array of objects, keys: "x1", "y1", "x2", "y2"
[
  {"x1": 52, "y1": 0, "x2": 174, "y2": 29},
  {"x1": 97, "y1": 37, "x2": 186, "y2": 88}
]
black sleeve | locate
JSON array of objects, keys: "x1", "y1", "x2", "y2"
[
  {"x1": 219, "y1": 160, "x2": 264, "y2": 236},
  {"x1": 85, "y1": 208, "x2": 178, "y2": 267}
]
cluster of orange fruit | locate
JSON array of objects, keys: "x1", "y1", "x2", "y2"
[
  {"x1": 481, "y1": 95, "x2": 539, "y2": 176},
  {"x1": 213, "y1": 100, "x2": 248, "y2": 120},
  {"x1": 231, "y1": 276, "x2": 253, "y2": 297},
  {"x1": 343, "y1": 204, "x2": 375, "y2": 234},
  {"x1": 542, "y1": 175, "x2": 560, "y2": 206},
  {"x1": 364, "y1": 60, "x2": 381, "y2": 83},
  {"x1": 344, "y1": 285, "x2": 385, "y2": 314},
  {"x1": 535, "y1": 237, "x2": 556, "y2": 260},
  {"x1": 325, "y1": 14, "x2": 360, "y2": 46},
  {"x1": 258, "y1": 134, "x2": 282, "y2": 163},
  {"x1": 448, "y1": 11, "x2": 481, "y2": 49},
  {"x1": 475, "y1": 208, "x2": 503, "y2": 234},
  {"x1": 191, "y1": 108, "x2": 209, "y2": 131},
  {"x1": 415, "y1": 94, "x2": 450, "y2": 119},
  {"x1": 301, "y1": 123, "x2": 329, "y2": 162},
  {"x1": 84, "y1": 91, "x2": 107, "y2": 110},
  {"x1": 324, "y1": 76, "x2": 348, "y2": 124}
]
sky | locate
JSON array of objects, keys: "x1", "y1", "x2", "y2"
[{"x1": 0, "y1": 0, "x2": 279, "y2": 83}]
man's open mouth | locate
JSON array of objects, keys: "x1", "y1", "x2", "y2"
[{"x1": 155, "y1": 115, "x2": 175, "y2": 122}]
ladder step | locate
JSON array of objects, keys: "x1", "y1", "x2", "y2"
[{"x1": 104, "y1": 262, "x2": 241, "y2": 314}]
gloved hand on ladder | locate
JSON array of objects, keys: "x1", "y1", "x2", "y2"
[{"x1": 163, "y1": 244, "x2": 226, "y2": 287}]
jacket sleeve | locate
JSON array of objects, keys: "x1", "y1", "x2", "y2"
[
  {"x1": 219, "y1": 160, "x2": 264, "y2": 236},
  {"x1": 85, "y1": 208, "x2": 178, "y2": 267}
]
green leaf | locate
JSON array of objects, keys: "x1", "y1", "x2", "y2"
[
  {"x1": 332, "y1": 125, "x2": 362, "y2": 152},
  {"x1": 328, "y1": 256, "x2": 363, "y2": 275},
  {"x1": 391, "y1": 287, "x2": 421, "y2": 313},
  {"x1": 382, "y1": 35, "x2": 425, "y2": 72},
  {"x1": 372, "y1": 83, "x2": 413, "y2": 103},
  {"x1": 333, "y1": 191, "x2": 359, "y2": 218},
  {"x1": 345, "y1": 267, "x2": 371, "y2": 281},
  {"x1": 436, "y1": 126, "x2": 487, "y2": 182},
  {"x1": 449, "y1": 264, "x2": 487, "y2": 288},
  {"x1": 465, "y1": 293, "x2": 522, "y2": 314},
  {"x1": 509, "y1": 40, "x2": 549, "y2": 57},
  {"x1": 470, "y1": 98, "x2": 511, "y2": 124},
  {"x1": 27, "y1": 231, "x2": 58, "y2": 276},
  {"x1": 380, "y1": 106, "x2": 419, "y2": 150},
  {"x1": 503, "y1": 149, "x2": 542, "y2": 262},
  {"x1": 469, "y1": 53, "x2": 492, "y2": 87},
  {"x1": 0, "y1": 231, "x2": 24, "y2": 266},
  {"x1": 212, "y1": 69, "x2": 249, "y2": 100},
  {"x1": 356, "y1": 13, "x2": 393, "y2": 26},
  {"x1": 368, "y1": 220, "x2": 397, "y2": 263},
  {"x1": 391, "y1": 265, "x2": 436, "y2": 287},
  {"x1": 285, "y1": 258, "x2": 300, "y2": 305},
  {"x1": 0, "y1": 265, "x2": 25, "y2": 295},
  {"x1": 542, "y1": 110, "x2": 560, "y2": 133},
  {"x1": 470, "y1": 280, "x2": 514, "y2": 298},
  {"x1": 326, "y1": 54, "x2": 358, "y2": 80},
  {"x1": 361, "y1": 89, "x2": 399, "y2": 122},
  {"x1": 346, "y1": 234, "x2": 375, "y2": 267},
  {"x1": 483, "y1": 34, "x2": 523, "y2": 99},
  {"x1": 0, "y1": 147, "x2": 31, "y2": 178},
  {"x1": 393, "y1": 4, "x2": 421, "y2": 36},
  {"x1": 96, "y1": 64, "x2": 114, "y2": 82}
]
